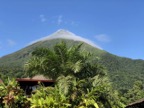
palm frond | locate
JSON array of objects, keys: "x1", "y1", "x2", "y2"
[{"x1": 57, "y1": 75, "x2": 75, "y2": 96}]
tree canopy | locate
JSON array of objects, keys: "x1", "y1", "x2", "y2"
[
  {"x1": 25, "y1": 41, "x2": 105, "y2": 80},
  {"x1": 24, "y1": 41, "x2": 124, "y2": 108}
]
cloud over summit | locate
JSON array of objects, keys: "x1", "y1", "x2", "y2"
[{"x1": 29, "y1": 29, "x2": 102, "y2": 49}]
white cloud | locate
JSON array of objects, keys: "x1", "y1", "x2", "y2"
[
  {"x1": 57, "y1": 16, "x2": 78, "y2": 26},
  {"x1": 40, "y1": 14, "x2": 46, "y2": 22},
  {"x1": 57, "y1": 15, "x2": 63, "y2": 25},
  {"x1": 41, "y1": 15, "x2": 78, "y2": 27},
  {"x1": 7, "y1": 39, "x2": 16, "y2": 46},
  {"x1": 95, "y1": 34, "x2": 110, "y2": 42},
  {"x1": 29, "y1": 29, "x2": 102, "y2": 49}
]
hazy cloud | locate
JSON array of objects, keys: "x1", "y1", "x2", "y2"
[
  {"x1": 70, "y1": 21, "x2": 79, "y2": 26},
  {"x1": 41, "y1": 15, "x2": 78, "y2": 27},
  {"x1": 7, "y1": 39, "x2": 16, "y2": 46},
  {"x1": 57, "y1": 15, "x2": 63, "y2": 25},
  {"x1": 57, "y1": 16, "x2": 78, "y2": 26},
  {"x1": 40, "y1": 14, "x2": 46, "y2": 22},
  {"x1": 95, "y1": 34, "x2": 110, "y2": 42},
  {"x1": 29, "y1": 29, "x2": 102, "y2": 49}
]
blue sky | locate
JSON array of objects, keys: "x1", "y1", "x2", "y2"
[{"x1": 0, "y1": 0, "x2": 144, "y2": 59}]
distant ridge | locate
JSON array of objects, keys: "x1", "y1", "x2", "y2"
[{"x1": 30, "y1": 29, "x2": 102, "y2": 49}]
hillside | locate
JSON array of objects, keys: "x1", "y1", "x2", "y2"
[{"x1": 0, "y1": 30, "x2": 144, "y2": 91}]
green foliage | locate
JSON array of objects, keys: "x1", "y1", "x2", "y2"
[
  {"x1": 1, "y1": 39, "x2": 144, "y2": 100},
  {"x1": 28, "y1": 75, "x2": 124, "y2": 108},
  {"x1": 0, "y1": 78, "x2": 29, "y2": 108},
  {"x1": 25, "y1": 41, "x2": 105, "y2": 80},
  {"x1": 28, "y1": 77, "x2": 100, "y2": 108},
  {"x1": 100, "y1": 53, "x2": 144, "y2": 91},
  {"x1": 1, "y1": 39, "x2": 144, "y2": 94},
  {"x1": 3, "y1": 39, "x2": 144, "y2": 107},
  {"x1": 123, "y1": 80, "x2": 144, "y2": 104},
  {"x1": 25, "y1": 41, "x2": 124, "y2": 108},
  {"x1": 28, "y1": 86, "x2": 71, "y2": 108}
]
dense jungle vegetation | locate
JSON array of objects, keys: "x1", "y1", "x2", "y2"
[
  {"x1": 1, "y1": 39, "x2": 144, "y2": 91},
  {"x1": 0, "y1": 41, "x2": 144, "y2": 107}
]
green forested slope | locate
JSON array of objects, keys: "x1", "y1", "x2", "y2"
[
  {"x1": 100, "y1": 53, "x2": 144, "y2": 90},
  {"x1": 0, "y1": 39, "x2": 104, "y2": 70},
  {"x1": 0, "y1": 39, "x2": 144, "y2": 91}
]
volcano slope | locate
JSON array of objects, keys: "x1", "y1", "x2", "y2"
[{"x1": 0, "y1": 30, "x2": 144, "y2": 91}]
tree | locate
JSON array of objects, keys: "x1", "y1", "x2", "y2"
[
  {"x1": 124, "y1": 80, "x2": 144, "y2": 104},
  {"x1": 28, "y1": 86, "x2": 71, "y2": 108},
  {"x1": 0, "y1": 78, "x2": 29, "y2": 108},
  {"x1": 25, "y1": 41, "x2": 124, "y2": 108},
  {"x1": 25, "y1": 41, "x2": 105, "y2": 80}
]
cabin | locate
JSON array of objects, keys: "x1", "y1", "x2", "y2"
[
  {"x1": 16, "y1": 75, "x2": 55, "y2": 95},
  {"x1": 125, "y1": 98, "x2": 144, "y2": 108}
]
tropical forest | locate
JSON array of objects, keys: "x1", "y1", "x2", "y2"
[{"x1": 1, "y1": 37, "x2": 144, "y2": 108}]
